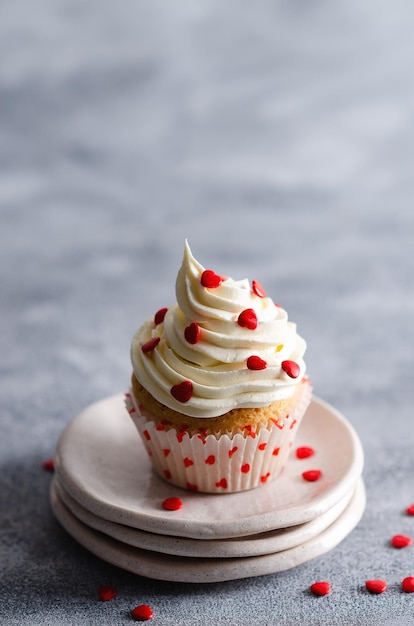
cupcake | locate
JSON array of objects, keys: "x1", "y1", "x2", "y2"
[{"x1": 126, "y1": 241, "x2": 312, "y2": 493}]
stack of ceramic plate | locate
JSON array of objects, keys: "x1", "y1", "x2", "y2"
[{"x1": 52, "y1": 394, "x2": 365, "y2": 583}]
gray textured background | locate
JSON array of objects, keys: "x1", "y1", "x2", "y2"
[{"x1": 2, "y1": 1, "x2": 414, "y2": 624}]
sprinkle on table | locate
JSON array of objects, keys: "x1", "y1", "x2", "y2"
[
  {"x1": 42, "y1": 459, "x2": 55, "y2": 472},
  {"x1": 406, "y1": 504, "x2": 414, "y2": 516},
  {"x1": 391, "y1": 534, "x2": 412, "y2": 548},
  {"x1": 131, "y1": 604, "x2": 154, "y2": 621},
  {"x1": 310, "y1": 581, "x2": 331, "y2": 596},
  {"x1": 365, "y1": 579, "x2": 387, "y2": 594},
  {"x1": 402, "y1": 576, "x2": 414, "y2": 593},
  {"x1": 98, "y1": 585, "x2": 117, "y2": 602}
]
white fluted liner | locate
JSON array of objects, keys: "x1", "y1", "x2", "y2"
[{"x1": 125, "y1": 380, "x2": 312, "y2": 493}]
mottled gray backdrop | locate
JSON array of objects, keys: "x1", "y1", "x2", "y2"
[{"x1": 1, "y1": 1, "x2": 414, "y2": 624}]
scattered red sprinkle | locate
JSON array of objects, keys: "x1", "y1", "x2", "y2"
[
  {"x1": 406, "y1": 504, "x2": 414, "y2": 516},
  {"x1": 365, "y1": 579, "x2": 387, "y2": 594},
  {"x1": 228, "y1": 446, "x2": 238, "y2": 459},
  {"x1": 281, "y1": 360, "x2": 300, "y2": 378},
  {"x1": 296, "y1": 446, "x2": 315, "y2": 459},
  {"x1": 201, "y1": 269, "x2": 223, "y2": 288},
  {"x1": 162, "y1": 497, "x2": 183, "y2": 511},
  {"x1": 155, "y1": 424, "x2": 166, "y2": 431},
  {"x1": 171, "y1": 380, "x2": 193, "y2": 403},
  {"x1": 273, "y1": 447, "x2": 280, "y2": 456},
  {"x1": 241, "y1": 463, "x2": 251, "y2": 474},
  {"x1": 252, "y1": 280, "x2": 266, "y2": 298},
  {"x1": 402, "y1": 576, "x2": 414, "y2": 593},
  {"x1": 98, "y1": 585, "x2": 117, "y2": 602},
  {"x1": 143, "y1": 430, "x2": 151, "y2": 441},
  {"x1": 163, "y1": 449, "x2": 170, "y2": 457},
  {"x1": 258, "y1": 443, "x2": 267, "y2": 451},
  {"x1": 237, "y1": 308, "x2": 258, "y2": 330},
  {"x1": 164, "y1": 470, "x2": 172, "y2": 480},
  {"x1": 176, "y1": 431, "x2": 187, "y2": 443},
  {"x1": 216, "y1": 478, "x2": 228, "y2": 489},
  {"x1": 310, "y1": 581, "x2": 331, "y2": 596},
  {"x1": 141, "y1": 337, "x2": 160, "y2": 353},
  {"x1": 154, "y1": 307, "x2": 168, "y2": 325},
  {"x1": 289, "y1": 418, "x2": 297, "y2": 430},
  {"x1": 391, "y1": 534, "x2": 412, "y2": 549},
  {"x1": 42, "y1": 458, "x2": 55, "y2": 472},
  {"x1": 247, "y1": 355, "x2": 267, "y2": 370},
  {"x1": 205, "y1": 455, "x2": 216, "y2": 465},
  {"x1": 183, "y1": 457, "x2": 194, "y2": 468},
  {"x1": 131, "y1": 604, "x2": 154, "y2": 621},
  {"x1": 302, "y1": 469, "x2": 322, "y2": 482},
  {"x1": 184, "y1": 322, "x2": 201, "y2": 344}
]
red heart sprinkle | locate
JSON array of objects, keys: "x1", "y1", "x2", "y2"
[
  {"x1": 184, "y1": 322, "x2": 201, "y2": 344},
  {"x1": 391, "y1": 534, "x2": 412, "y2": 548},
  {"x1": 201, "y1": 269, "x2": 223, "y2": 288},
  {"x1": 143, "y1": 430, "x2": 151, "y2": 441},
  {"x1": 171, "y1": 380, "x2": 193, "y2": 403},
  {"x1": 281, "y1": 360, "x2": 300, "y2": 378},
  {"x1": 228, "y1": 447, "x2": 238, "y2": 459},
  {"x1": 216, "y1": 478, "x2": 228, "y2": 488},
  {"x1": 238, "y1": 308, "x2": 258, "y2": 330},
  {"x1": 241, "y1": 463, "x2": 251, "y2": 474},
  {"x1": 205, "y1": 455, "x2": 216, "y2": 465},
  {"x1": 258, "y1": 443, "x2": 267, "y2": 451},
  {"x1": 247, "y1": 355, "x2": 267, "y2": 370},
  {"x1": 402, "y1": 576, "x2": 414, "y2": 593},
  {"x1": 154, "y1": 307, "x2": 168, "y2": 325},
  {"x1": 131, "y1": 604, "x2": 154, "y2": 621},
  {"x1": 164, "y1": 470, "x2": 172, "y2": 480},
  {"x1": 310, "y1": 581, "x2": 331, "y2": 596},
  {"x1": 252, "y1": 280, "x2": 266, "y2": 298},
  {"x1": 141, "y1": 337, "x2": 160, "y2": 353},
  {"x1": 42, "y1": 458, "x2": 55, "y2": 472},
  {"x1": 302, "y1": 469, "x2": 322, "y2": 482},
  {"x1": 176, "y1": 431, "x2": 187, "y2": 443},
  {"x1": 273, "y1": 447, "x2": 280, "y2": 456},
  {"x1": 296, "y1": 446, "x2": 315, "y2": 459},
  {"x1": 162, "y1": 497, "x2": 183, "y2": 511},
  {"x1": 163, "y1": 449, "x2": 170, "y2": 457},
  {"x1": 183, "y1": 457, "x2": 194, "y2": 468},
  {"x1": 365, "y1": 579, "x2": 387, "y2": 594},
  {"x1": 406, "y1": 504, "x2": 414, "y2": 516},
  {"x1": 98, "y1": 585, "x2": 117, "y2": 601}
]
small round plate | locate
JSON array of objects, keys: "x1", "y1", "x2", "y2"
[
  {"x1": 51, "y1": 478, "x2": 366, "y2": 583},
  {"x1": 52, "y1": 475, "x2": 355, "y2": 558},
  {"x1": 55, "y1": 394, "x2": 364, "y2": 540}
]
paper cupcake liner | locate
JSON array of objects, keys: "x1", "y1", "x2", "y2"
[{"x1": 125, "y1": 379, "x2": 312, "y2": 494}]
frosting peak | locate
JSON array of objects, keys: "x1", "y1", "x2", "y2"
[{"x1": 131, "y1": 241, "x2": 307, "y2": 418}]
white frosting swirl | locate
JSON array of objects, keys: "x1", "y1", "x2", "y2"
[{"x1": 131, "y1": 241, "x2": 307, "y2": 418}]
